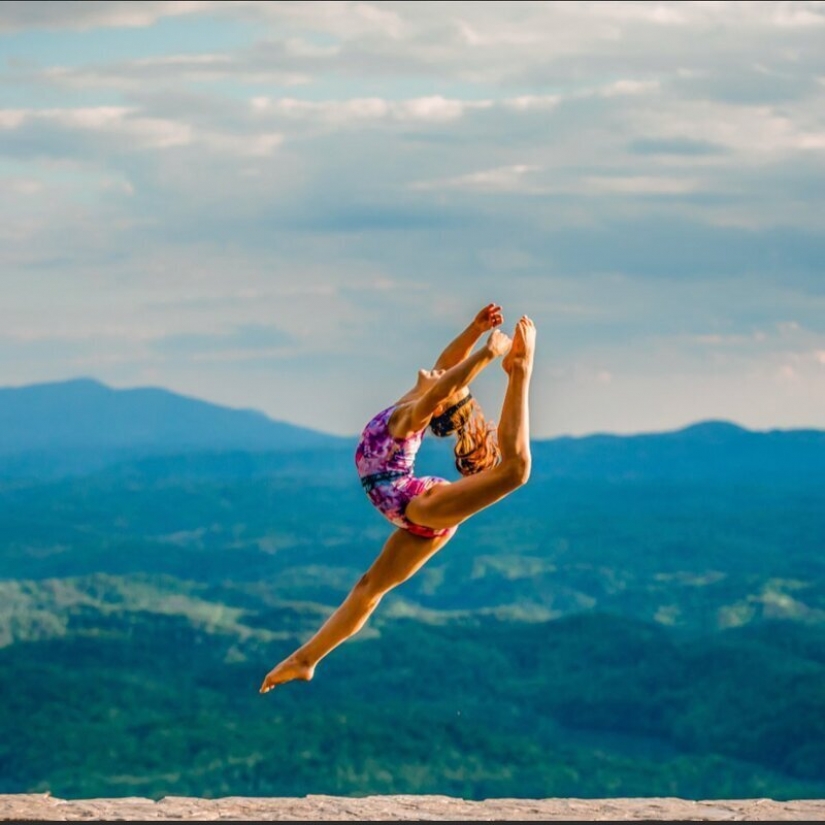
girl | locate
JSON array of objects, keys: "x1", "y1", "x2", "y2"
[{"x1": 260, "y1": 306, "x2": 536, "y2": 692}]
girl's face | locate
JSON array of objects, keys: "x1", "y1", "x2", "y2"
[
  {"x1": 417, "y1": 367, "x2": 445, "y2": 385},
  {"x1": 415, "y1": 368, "x2": 445, "y2": 396}
]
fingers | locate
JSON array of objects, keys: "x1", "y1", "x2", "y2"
[
  {"x1": 477, "y1": 302, "x2": 503, "y2": 329},
  {"x1": 477, "y1": 304, "x2": 533, "y2": 335},
  {"x1": 487, "y1": 328, "x2": 512, "y2": 356}
]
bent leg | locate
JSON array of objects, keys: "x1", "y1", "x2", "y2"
[
  {"x1": 405, "y1": 316, "x2": 535, "y2": 532},
  {"x1": 259, "y1": 527, "x2": 453, "y2": 693}
]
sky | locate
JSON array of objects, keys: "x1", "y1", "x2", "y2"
[{"x1": 1, "y1": 0, "x2": 824, "y2": 439}]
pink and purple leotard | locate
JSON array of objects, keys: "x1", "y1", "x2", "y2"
[{"x1": 354, "y1": 404, "x2": 456, "y2": 539}]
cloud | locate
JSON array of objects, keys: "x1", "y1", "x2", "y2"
[
  {"x1": 1, "y1": 1, "x2": 824, "y2": 436},
  {"x1": 152, "y1": 324, "x2": 295, "y2": 360},
  {"x1": 410, "y1": 164, "x2": 542, "y2": 193},
  {"x1": 0, "y1": 0, "x2": 210, "y2": 32},
  {"x1": 581, "y1": 175, "x2": 698, "y2": 195},
  {"x1": 251, "y1": 94, "x2": 493, "y2": 125},
  {"x1": 628, "y1": 137, "x2": 728, "y2": 156},
  {"x1": 37, "y1": 55, "x2": 312, "y2": 91},
  {"x1": 0, "y1": 104, "x2": 285, "y2": 160}
]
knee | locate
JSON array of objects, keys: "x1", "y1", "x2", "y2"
[
  {"x1": 354, "y1": 572, "x2": 386, "y2": 607},
  {"x1": 501, "y1": 453, "x2": 531, "y2": 488}
]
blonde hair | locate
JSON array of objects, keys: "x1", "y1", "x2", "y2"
[{"x1": 429, "y1": 396, "x2": 500, "y2": 476}]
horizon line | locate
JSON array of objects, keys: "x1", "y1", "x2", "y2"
[{"x1": 2, "y1": 375, "x2": 822, "y2": 441}]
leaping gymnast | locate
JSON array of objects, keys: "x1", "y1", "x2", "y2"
[{"x1": 260, "y1": 305, "x2": 536, "y2": 693}]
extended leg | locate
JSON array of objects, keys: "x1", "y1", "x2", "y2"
[
  {"x1": 405, "y1": 315, "x2": 536, "y2": 532},
  {"x1": 259, "y1": 527, "x2": 453, "y2": 693}
]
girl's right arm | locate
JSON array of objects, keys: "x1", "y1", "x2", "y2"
[
  {"x1": 401, "y1": 329, "x2": 511, "y2": 433},
  {"x1": 433, "y1": 303, "x2": 503, "y2": 371}
]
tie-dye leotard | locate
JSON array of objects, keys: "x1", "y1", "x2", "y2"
[{"x1": 354, "y1": 404, "x2": 456, "y2": 539}]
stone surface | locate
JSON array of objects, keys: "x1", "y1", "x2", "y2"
[{"x1": 1, "y1": 794, "x2": 824, "y2": 821}]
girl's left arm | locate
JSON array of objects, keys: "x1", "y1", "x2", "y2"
[
  {"x1": 397, "y1": 328, "x2": 511, "y2": 434},
  {"x1": 433, "y1": 303, "x2": 503, "y2": 370}
]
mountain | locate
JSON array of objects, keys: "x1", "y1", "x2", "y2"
[
  {"x1": 0, "y1": 378, "x2": 823, "y2": 483},
  {"x1": 1, "y1": 382, "x2": 824, "y2": 802},
  {"x1": 528, "y1": 419, "x2": 825, "y2": 482},
  {"x1": 0, "y1": 378, "x2": 344, "y2": 474}
]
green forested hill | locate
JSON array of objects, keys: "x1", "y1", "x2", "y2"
[
  {"x1": 1, "y1": 575, "x2": 824, "y2": 800},
  {"x1": 2, "y1": 468, "x2": 823, "y2": 631},
  {"x1": 1, "y1": 416, "x2": 823, "y2": 800}
]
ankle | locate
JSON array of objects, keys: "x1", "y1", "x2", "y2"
[
  {"x1": 289, "y1": 650, "x2": 313, "y2": 669},
  {"x1": 509, "y1": 361, "x2": 532, "y2": 379}
]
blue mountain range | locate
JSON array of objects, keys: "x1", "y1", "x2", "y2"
[
  {"x1": 0, "y1": 377, "x2": 823, "y2": 483},
  {"x1": 0, "y1": 377, "x2": 341, "y2": 455}
]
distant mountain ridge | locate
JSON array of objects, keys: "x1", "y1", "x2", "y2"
[
  {"x1": 529, "y1": 417, "x2": 825, "y2": 482},
  {"x1": 0, "y1": 378, "x2": 345, "y2": 477},
  {"x1": 0, "y1": 378, "x2": 823, "y2": 482},
  {"x1": 0, "y1": 378, "x2": 342, "y2": 455}
]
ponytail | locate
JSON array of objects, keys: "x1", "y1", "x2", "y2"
[{"x1": 429, "y1": 395, "x2": 500, "y2": 476}]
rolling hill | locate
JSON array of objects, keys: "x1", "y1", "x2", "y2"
[
  {"x1": 0, "y1": 378, "x2": 824, "y2": 800},
  {"x1": 0, "y1": 378, "x2": 823, "y2": 484}
]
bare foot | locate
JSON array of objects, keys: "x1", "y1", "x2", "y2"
[
  {"x1": 502, "y1": 315, "x2": 536, "y2": 374},
  {"x1": 259, "y1": 655, "x2": 315, "y2": 694}
]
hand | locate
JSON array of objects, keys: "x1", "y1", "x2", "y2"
[
  {"x1": 485, "y1": 328, "x2": 512, "y2": 359},
  {"x1": 472, "y1": 303, "x2": 503, "y2": 333}
]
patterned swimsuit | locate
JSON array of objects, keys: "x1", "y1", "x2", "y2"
[{"x1": 354, "y1": 405, "x2": 456, "y2": 539}]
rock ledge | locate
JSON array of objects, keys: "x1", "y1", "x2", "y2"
[{"x1": 2, "y1": 793, "x2": 825, "y2": 821}]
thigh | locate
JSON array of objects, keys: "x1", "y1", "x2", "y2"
[
  {"x1": 365, "y1": 527, "x2": 455, "y2": 591},
  {"x1": 405, "y1": 463, "x2": 518, "y2": 531}
]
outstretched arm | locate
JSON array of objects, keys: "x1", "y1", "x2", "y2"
[
  {"x1": 397, "y1": 328, "x2": 511, "y2": 434},
  {"x1": 433, "y1": 303, "x2": 503, "y2": 370}
]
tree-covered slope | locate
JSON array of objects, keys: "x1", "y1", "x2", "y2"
[{"x1": 1, "y1": 575, "x2": 823, "y2": 801}]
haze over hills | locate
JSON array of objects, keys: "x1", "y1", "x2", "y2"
[{"x1": 0, "y1": 378, "x2": 822, "y2": 483}]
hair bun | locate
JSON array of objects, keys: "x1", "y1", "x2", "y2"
[{"x1": 429, "y1": 393, "x2": 474, "y2": 437}]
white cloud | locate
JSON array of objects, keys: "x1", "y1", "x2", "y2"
[
  {"x1": 246, "y1": 0, "x2": 408, "y2": 39},
  {"x1": 0, "y1": 105, "x2": 193, "y2": 147},
  {"x1": 0, "y1": 0, "x2": 211, "y2": 32},
  {"x1": 693, "y1": 332, "x2": 767, "y2": 346},
  {"x1": 251, "y1": 94, "x2": 492, "y2": 124},
  {"x1": 0, "y1": 105, "x2": 287, "y2": 157},
  {"x1": 39, "y1": 57, "x2": 312, "y2": 92},
  {"x1": 503, "y1": 95, "x2": 562, "y2": 111},
  {"x1": 584, "y1": 0, "x2": 689, "y2": 25},
  {"x1": 628, "y1": 98, "x2": 825, "y2": 159},
  {"x1": 411, "y1": 164, "x2": 542, "y2": 193},
  {"x1": 412, "y1": 167, "x2": 701, "y2": 198},
  {"x1": 2, "y1": 177, "x2": 44, "y2": 195},
  {"x1": 582, "y1": 175, "x2": 698, "y2": 194},
  {"x1": 770, "y1": 1, "x2": 825, "y2": 27},
  {"x1": 2, "y1": 1, "x2": 825, "y2": 435}
]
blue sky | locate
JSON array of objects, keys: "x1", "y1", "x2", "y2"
[{"x1": 1, "y1": 1, "x2": 824, "y2": 438}]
